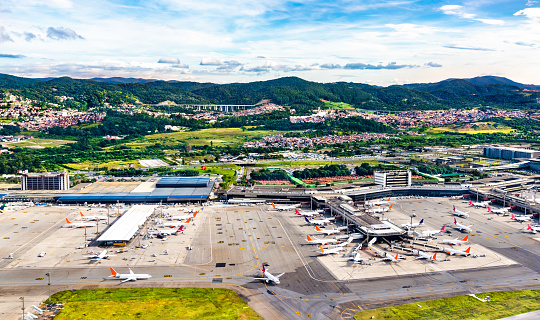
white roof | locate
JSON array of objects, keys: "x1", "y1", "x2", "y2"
[{"x1": 97, "y1": 205, "x2": 157, "y2": 242}]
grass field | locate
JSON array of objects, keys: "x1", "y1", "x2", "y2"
[
  {"x1": 51, "y1": 288, "x2": 262, "y2": 320},
  {"x1": 355, "y1": 290, "x2": 540, "y2": 320},
  {"x1": 7, "y1": 138, "x2": 76, "y2": 148},
  {"x1": 320, "y1": 100, "x2": 355, "y2": 110},
  {"x1": 126, "y1": 128, "x2": 287, "y2": 148},
  {"x1": 426, "y1": 122, "x2": 515, "y2": 135},
  {"x1": 67, "y1": 160, "x2": 143, "y2": 170}
]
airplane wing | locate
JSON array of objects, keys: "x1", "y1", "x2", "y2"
[
  {"x1": 121, "y1": 277, "x2": 137, "y2": 283},
  {"x1": 254, "y1": 277, "x2": 269, "y2": 281},
  {"x1": 276, "y1": 273, "x2": 285, "y2": 278}
]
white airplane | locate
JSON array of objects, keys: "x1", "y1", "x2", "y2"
[
  {"x1": 156, "y1": 226, "x2": 184, "y2": 236},
  {"x1": 349, "y1": 252, "x2": 372, "y2": 264},
  {"x1": 524, "y1": 224, "x2": 540, "y2": 233},
  {"x1": 319, "y1": 246, "x2": 345, "y2": 255},
  {"x1": 414, "y1": 225, "x2": 445, "y2": 238},
  {"x1": 452, "y1": 206, "x2": 470, "y2": 218},
  {"x1": 415, "y1": 251, "x2": 438, "y2": 261},
  {"x1": 367, "y1": 197, "x2": 391, "y2": 207},
  {"x1": 80, "y1": 212, "x2": 107, "y2": 221},
  {"x1": 443, "y1": 246, "x2": 471, "y2": 256},
  {"x1": 366, "y1": 204, "x2": 393, "y2": 213},
  {"x1": 469, "y1": 200, "x2": 491, "y2": 208},
  {"x1": 315, "y1": 225, "x2": 341, "y2": 235},
  {"x1": 510, "y1": 213, "x2": 532, "y2": 223},
  {"x1": 400, "y1": 218, "x2": 424, "y2": 230},
  {"x1": 109, "y1": 267, "x2": 152, "y2": 283},
  {"x1": 294, "y1": 209, "x2": 319, "y2": 217},
  {"x1": 439, "y1": 235, "x2": 469, "y2": 245},
  {"x1": 170, "y1": 211, "x2": 198, "y2": 221},
  {"x1": 304, "y1": 216, "x2": 334, "y2": 225},
  {"x1": 487, "y1": 206, "x2": 509, "y2": 215},
  {"x1": 335, "y1": 236, "x2": 354, "y2": 248},
  {"x1": 305, "y1": 234, "x2": 338, "y2": 245},
  {"x1": 453, "y1": 218, "x2": 473, "y2": 233},
  {"x1": 380, "y1": 252, "x2": 401, "y2": 262},
  {"x1": 65, "y1": 218, "x2": 94, "y2": 228},
  {"x1": 254, "y1": 265, "x2": 284, "y2": 284},
  {"x1": 84, "y1": 249, "x2": 116, "y2": 261},
  {"x1": 162, "y1": 217, "x2": 192, "y2": 228},
  {"x1": 272, "y1": 203, "x2": 300, "y2": 211}
]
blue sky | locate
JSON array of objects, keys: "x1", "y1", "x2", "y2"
[{"x1": 0, "y1": 0, "x2": 539, "y2": 85}]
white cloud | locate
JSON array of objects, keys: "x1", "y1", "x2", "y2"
[
  {"x1": 0, "y1": 26, "x2": 13, "y2": 43},
  {"x1": 514, "y1": 8, "x2": 540, "y2": 20},
  {"x1": 440, "y1": 4, "x2": 504, "y2": 25}
]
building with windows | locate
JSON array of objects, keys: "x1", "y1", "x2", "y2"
[
  {"x1": 21, "y1": 173, "x2": 70, "y2": 191},
  {"x1": 483, "y1": 146, "x2": 540, "y2": 160},
  {"x1": 373, "y1": 170, "x2": 411, "y2": 188}
]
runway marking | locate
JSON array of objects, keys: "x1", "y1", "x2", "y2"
[{"x1": 200, "y1": 276, "x2": 207, "y2": 279}]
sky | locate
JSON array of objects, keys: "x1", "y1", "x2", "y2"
[{"x1": 0, "y1": 0, "x2": 539, "y2": 86}]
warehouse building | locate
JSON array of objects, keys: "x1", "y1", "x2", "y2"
[{"x1": 483, "y1": 146, "x2": 540, "y2": 160}]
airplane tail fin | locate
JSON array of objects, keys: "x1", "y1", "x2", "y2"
[
  {"x1": 80, "y1": 211, "x2": 85, "y2": 217},
  {"x1": 394, "y1": 254, "x2": 399, "y2": 260},
  {"x1": 185, "y1": 218, "x2": 191, "y2": 223},
  {"x1": 511, "y1": 214, "x2": 516, "y2": 220},
  {"x1": 315, "y1": 225, "x2": 322, "y2": 231},
  {"x1": 432, "y1": 253, "x2": 437, "y2": 260},
  {"x1": 527, "y1": 224, "x2": 533, "y2": 231},
  {"x1": 389, "y1": 204, "x2": 393, "y2": 210},
  {"x1": 295, "y1": 209, "x2": 300, "y2": 215},
  {"x1": 419, "y1": 219, "x2": 424, "y2": 225},
  {"x1": 320, "y1": 246, "x2": 324, "y2": 253},
  {"x1": 462, "y1": 235, "x2": 469, "y2": 241},
  {"x1": 464, "y1": 247, "x2": 471, "y2": 253},
  {"x1": 65, "y1": 218, "x2": 72, "y2": 224},
  {"x1": 488, "y1": 206, "x2": 492, "y2": 212},
  {"x1": 454, "y1": 217, "x2": 457, "y2": 225},
  {"x1": 272, "y1": 203, "x2": 276, "y2": 209},
  {"x1": 469, "y1": 200, "x2": 473, "y2": 206},
  {"x1": 440, "y1": 225, "x2": 445, "y2": 233},
  {"x1": 262, "y1": 265, "x2": 266, "y2": 273},
  {"x1": 110, "y1": 267, "x2": 118, "y2": 277},
  {"x1": 387, "y1": 197, "x2": 391, "y2": 201},
  {"x1": 304, "y1": 217, "x2": 310, "y2": 224},
  {"x1": 307, "y1": 235, "x2": 313, "y2": 241},
  {"x1": 453, "y1": 205, "x2": 456, "y2": 211},
  {"x1": 193, "y1": 212, "x2": 198, "y2": 218}
]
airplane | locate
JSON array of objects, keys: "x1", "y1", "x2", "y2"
[
  {"x1": 524, "y1": 224, "x2": 540, "y2": 233},
  {"x1": 162, "y1": 217, "x2": 192, "y2": 228},
  {"x1": 453, "y1": 218, "x2": 473, "y2": 233},
  {"x1": 443, "y1": 246, "x2": 472, "y2": 256},
  {"x1": 109, "y1": 267, "x2": 152, "y2": 283},
  {"x1": 156, "y1": 226, "x2": 184, "y2": 236},
  {"x1": 349, "y1": 252, "x2": 372, "y2": 264},
  {"x1": 366, "y1": 197, "x2": 391, "y2": 207},
  {"x1": 415, "y1": 251, "x2": 438, "y2": 261},
  {"x1": 305, "y1": 234, "x2": 338, "y2": 245},
  {"x1": 315, "y1": 225, "x2": 341, "y2": 235},
  {"x1": 400, "y1": 218, "x2": 424, "y2": 230},
  {"x1": 452, "y1": 206, "x2": 470, "y2": 218},
  {"x1": 304, "y1": 216, "x2": 335, "y2": 226},
  {"x1": 84, "y1": 249, "x2": 116, "y2": 261},
  {"x1": 254, "y1": 265, "x2": 284, "y2": 284},
  {"x1": 414, "y1": 225, "x2": 445, "y2": 238},
  {"x1": 510, "y1": 213, "x2": 532, "y2": 223},
  {"x1": 319, "y1": 246, "x2": 345, "y2": 255},
  {"x1": 294, "y1": 209, "x2": 319, "y2": 217},
  {"x1": 335, "y1": 236, "x2": 354, "y2": 248},
  {"x1": 487, "y1": 206, "x2": 509, "y2": 215},
  {"x1": 272, "y1": 203, "x2": 300, "y2": 211},
  {"x1": 170, "y1": 211, "x2": 198, "y2": 221},
  {"x1": 65, "y1": 218, "x2": 95, "y2": 228},
  {"x1": 80, "y1": 212, "x2": 107, "y2": 221},
  {"x1": 380, "y1": 252, "x2": 401, "y2": 262},
  {"x1": 470, "y1": 200, "x2": 492, "y2": 208},
  {"x1": 366, "y1": 204, "x2": 393, "y2": 213},
  {"x1": 439, "y1": 235, "x2": 469, "y2": 245}
]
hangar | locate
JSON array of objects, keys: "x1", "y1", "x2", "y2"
[{"x1": 96, "y1": 205, "x2": 156, "y2": 245}]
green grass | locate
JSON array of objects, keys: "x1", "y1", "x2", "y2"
[
  {"x1": 126, "y1": 128, "x2": 289, "y2": 148},
  {"x1": 320, "y1": 100, "x2": 355, "y2": 109},
  {"x1": 7, "y1": 138, "x2": 76, "y2": 148},
  {"x1": 51, "y1": 288, "x2": 262, "y2": 320},
  {"x1": 425, "y1": 122, "x2": 515, "y2": 135},
  {"x1": 355, "y1": 290, "x2": 540, "y2": 320},
  {"x1": 67, "y1": 160, "x2": 143, "y2": 170}
]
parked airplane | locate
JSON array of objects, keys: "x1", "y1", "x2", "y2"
[
  {"x1": 65, "y1": 218, "x2": 94, "y2": 228},
  {"x1": 295, "y1": 209, "x2": 320, "y2": 217},
  {"x1": 319, "y1": 246, "x2": 345, "y2": 255},
  {"x1": 414, "y1": 225, "x2": 445, "y2": 238},
  {"x1": 439, "y1": 235, "x2": 469, "y2": 245},
  {"x1": 380, "y1": 252, "x2": 401, "y2": 262},
  {"x1": 469, "y1": 200, "x2": 490, "y2": 208},
  {"x1": 487, "y1": 206, "x2": 509, "y2": 215},
  {"x1": 367, "y1": 197, "x2": 391, "y2": 207},
  {"x1": 452, "y1": 206, "x2": 470, "y2": 218},
  {"x1": 80, "y1": 212, "x2": 107, "y2": 221},
  {"x1": 349, "y1": 252, "x2": 372, "y2": 264},
  {"x1": 315, "y1": 225, "x2": 341, "y2": 235},
  {"x1": 400, "y1": 219, "x2": 424, "y2": 230},
  {"x1": 511, "y1": 213, "x2": 532, "y2": 223},
  {"x1": 272, "y1": 203, "x2": 300, "y2": 211},
  {"x1": 415, "y1": 251, "x2": 438, "y2": 261},
  {"x1": 84, "y1": 249, "x2": 116, "y2": 261},
  {"x1": 524, "y1": 224, "x2": 540, "y2": 233},
  {"x1": 453, "y1": 218, "x2": 473, "y2": 232},
  {"x1": 305, "y1": 234, "x2": 338, "y2": 245},
  {"x1": 443, "y1": 246, "x2": 472, "y2": 256},
  {"x1": 304, "y1": 216, "x2": 334, "y2": 225},
  {"x1": 156, "y1": 226, "x2": 184, "y2": 236},
  {"x1": 254, "y1": 265, "x2": 284, "y2": 284},
  {"x1": 335, "y1": 236, "x2": 354, "y2": 248},
  {"x1": 109, "y1": 267, "x2": 152, "y2": 283},
  {"x1": 170, "y1": 211, "x2": 198, "y2": 221},
  {"x1": 162, "y1": 217, "x2": 192, "y2": 228},
  {"x1": 366, "y1": 204, "x2": 393, "y2": 213}
]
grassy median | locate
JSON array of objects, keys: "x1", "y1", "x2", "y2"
[
  {"x1": 51, "y1": 288, "x2": 262, "y2": 320},
  {"x1": 355, "y1": 290, "x2": 540, "y2": 320}
]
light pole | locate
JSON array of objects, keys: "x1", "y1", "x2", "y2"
[
  {"x1": 107, "y1": 207, "x2": 110, "y2": 225},
  {"x1": 19, "y1": 297, "x2": 24, "y2": 319},
  {"x1": 45, "y1": 272, "x2": 51, "y2": 303}
]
